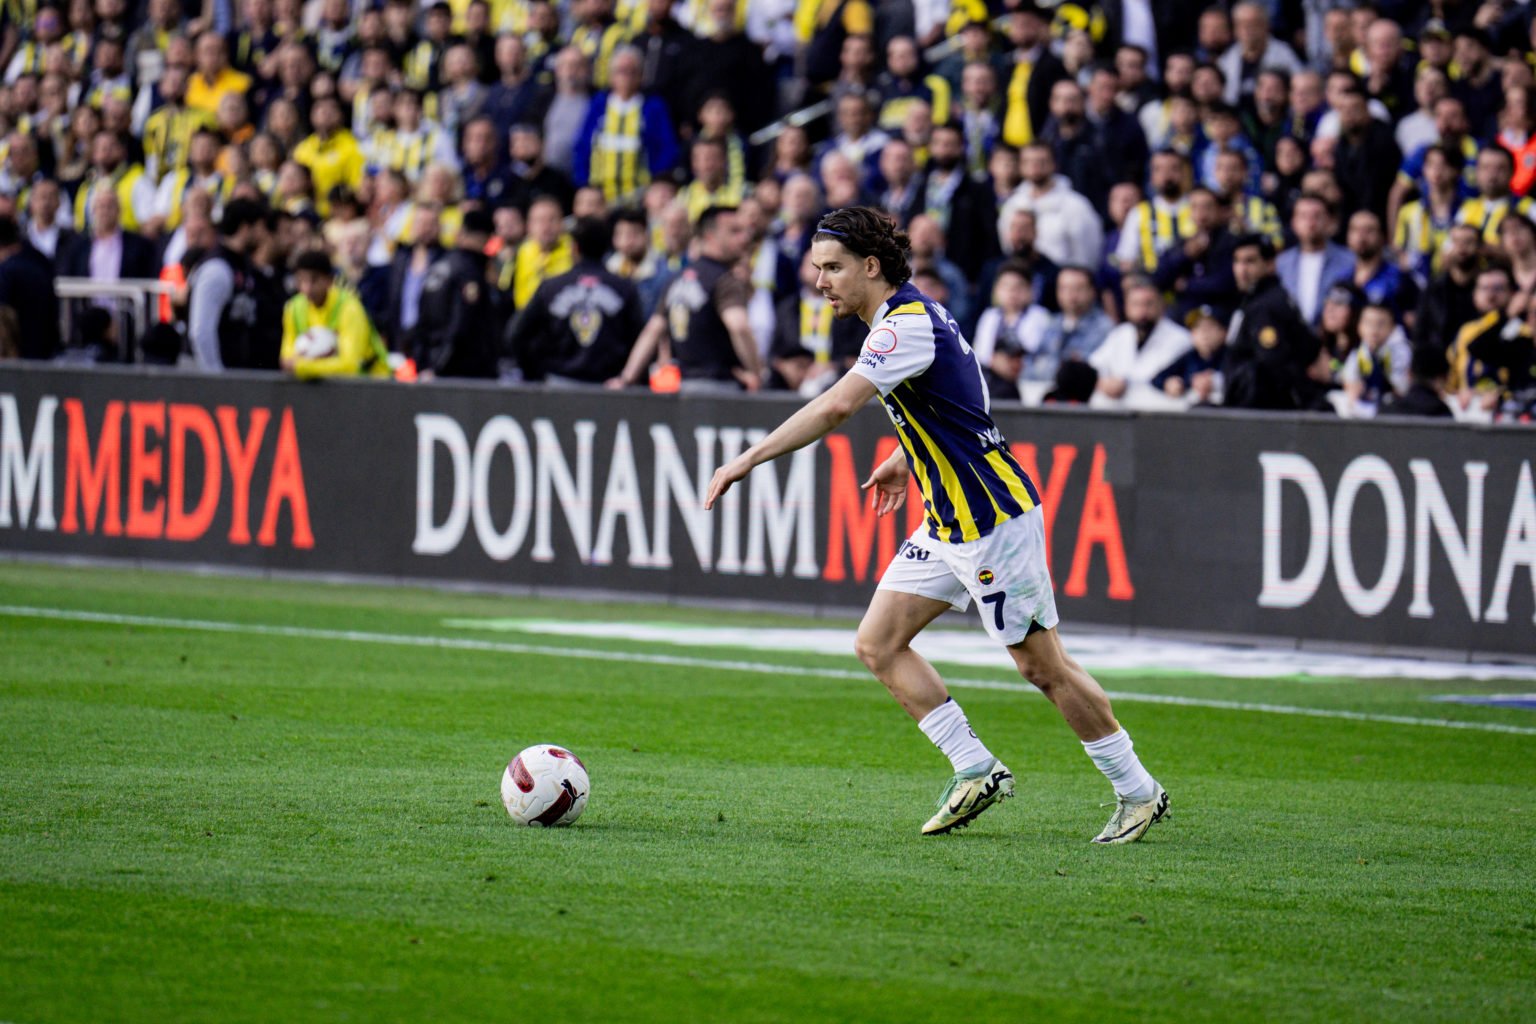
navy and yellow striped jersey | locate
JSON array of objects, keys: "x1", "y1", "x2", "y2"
[{"x1": 850, "y1": 283, "x2": 1041, "y2": 544}]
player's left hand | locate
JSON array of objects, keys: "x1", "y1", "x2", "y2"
[
  {"x1": 861, "y1": 455, "x2": 909, "y2": 517},
  {"x1": 704, "y1": 455, "x2": 752, "y2": 510}
]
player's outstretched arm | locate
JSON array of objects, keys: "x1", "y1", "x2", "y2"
[{"x1": 703, "y1": 371, "x2": 879, "y2": 510}]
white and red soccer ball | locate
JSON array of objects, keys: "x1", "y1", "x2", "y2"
[{"x1": 501, "y1": 745, "x2": 590, "y2": 827}]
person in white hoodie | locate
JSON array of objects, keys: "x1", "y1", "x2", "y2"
[
  {"x1": 996, "y1": 142, "x2": 1103, "y2": 270},
  {"x1": 1089, "y1": 277, "x2": 1193, "y2": 408}
]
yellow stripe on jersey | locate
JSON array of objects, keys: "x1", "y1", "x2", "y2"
[
  {"x1": 890, "y1": 388, "x2": 980, "y2": 542},
  {"x1": 888, "y1": 301, "x2": 926, "y2": 316},
  {"x1": 888, "y1": 415, "x2": 942, "y2": 530},
  {"x1": 984, "y1": 450, "x2": 1036, "y2": 513},
  {"x1": 968, "y1": 464, "x2": 1008, "y2": 519}
]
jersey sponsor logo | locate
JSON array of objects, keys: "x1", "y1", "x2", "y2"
[
  {"x1": 897, "y1": 538, "x2": 931, "y2": 561},
  {"x1": 866, "y1": 328, "x2": 898, "y2": 354}
]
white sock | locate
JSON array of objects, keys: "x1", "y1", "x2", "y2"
[
  {"x1": 1082, "y1": 728, "x2": 1158, "y2": 802},
  {"x1": 917, "y1": 697, "x2": 994, "y2": 772}
]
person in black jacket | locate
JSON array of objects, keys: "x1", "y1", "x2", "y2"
[
  {"x1": 411, "y1": 209, "x2": 498, "y2": 380},
  {"x1": 912, "y1": 123, "x2": 999, "y2": 281},
  {"x1": 0, "y1": 215, "x2": 61, "y2": 361},
  {"x1": 1152, "y1": 187, "x2": 1239, "y2": 323},
  {"x1": 505, "y1": 215, "x2": 643, "y2": 385},
  {"x1": 1224, "y1": 234, "x2": 1323, "y2": 410}
]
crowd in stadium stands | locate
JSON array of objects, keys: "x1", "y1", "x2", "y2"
[{"x1": 1, "y1": 0, "x2": 1535, "y2": 421}]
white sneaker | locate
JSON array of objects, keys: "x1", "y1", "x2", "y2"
[
  {"x1": 921, "y1": 759, "x2": 1014, "y2": 835},
  {"x1": 1091, "y1": 787, "x2": 1169, "y2": 845}
]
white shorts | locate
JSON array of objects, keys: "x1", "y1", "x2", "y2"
[{"x1": 876, "y1": 506, "x2": 1060, "y2": 646}]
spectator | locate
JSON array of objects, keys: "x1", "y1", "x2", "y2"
[
  {"x1": 1153, "y1": 186, "x2": 1240, "y2": 323},
  {"x1": 573, "y1": 46, "x2": 679, "y2": 204},
  {"x1": 1000, "y1": 3, "x2": 1067, "y2": 150},
  {"x1": 1346, "y1": 209, "x2": 1417, "y2": 319},
  {"x1": 511, "y1": 195, "x2": 574, "y2": 309},
  {"x1": 438, "y1": 44, "x2": 488, "y2": 141},
  {"x1": 481, "y1": 36, "x2": 539, "y2": 143},
  {"x1": 610, "y1": 204, "x2": 760, "y2": 393},
  {"x1": 1218, "y1": 2, "x2": 1302, "y2": 107},
  {"x1": 1393, "y1": 143, "x2": 1466, "y2": 286},
  {"x1": 187, "y1": 31, "x2": 250, "y2": 116},
  {"x1": 383, "y1": 89, "x2": 459, "y2": 184},
  {"x1": 688, "y1": 0, "x2": 771, "y2": 132},
  {"x1": 543, "y1": 49, "x2": 596, "y2": 177},
  {"x1": 185, "y1": 198, "x2": 281, "y2": 370},
  {"x1": 980, "y1": 328, "x2": 1028, "y2": 405},
  {"x1": 1153, "y1": 305, "x2": 1227, "y2": 406},
  {"x1": 875, "y1": 35, "x2": 951, "y2": 135},
  {"x1": 1317, "y1": 283, "x2": 1364, "y2": 364},
  {"x1": 1394, "y1": 66, "x2": 1449, "y2": 157},
  {"x1": 460, "y1": 116, "x2": 518, "y2": 211},
  {"x1": 1241, "y1": 68, "x2": 1290, "y2": 171},
  {"x1": 906, "y1": 213, "x2": 972, "y2": 327},
  {"x1": 149, "y1": 127, "x2": 229, "y2": 239},
  {"x1": 1456, "y1": 146, "x2": 1533, "y2": 245},
  {"x1": 1080, "y1": 62, "x2": 1149, "y2": 215},
  {"x1": 995, "y1": 2, "x2": 1069, "y2": 151},
  {"x1": 1038, "y1": 264, "x2": 1113, "y2": 369},
  {"x1": 984, "y1": 205, "x2": 1059, "y2": 314},
  {"x1": 1501, "y1": 213, "x2": 1536, "y2": 317},
  {"x1": 0, "y1": 215, "x2": 61, "y2": 361},
  {"x1": 1387, "y1": 96, "x2": 1477, "y2": 233},
  {"x1": 1378, "y1": 344, "x2": 1454, "y2": 418},
  {"x1": 1340, "y1": 301, "x2": 1412, "y2": 414},
  {"x1": 506, "y1": 214, "x2": 643, "y2": 386},
  {"x1": 770, "y1": 247, "x2": 861, "y2": 396},
  {"x1": 799, "y1": 0, "x2": 873, "y2": 86},
  {"x1": 633, "y1": 0, "x2": 696, "y2": 128},
  {"x1": 1448, "y1": 265, "x2": 1534, "y2": 417},
  {"x1": 1277, "y1": 193, "x2": 1353, "y2": 326},
  {"x1": 1360, "y1": 17, "x2": 1414, "y2": 120},
  {"x1": 1040, "y1": 79, "x2": 1100, "y2": 210},
  {"x1": 1089, "y1": 278, "x2": 1193, "y2": 408},
  {"x1": 877, "y1": 138, "x2": 921, "y2": 226},
  {"x1": 1333, "y1": 80, "x2": 1406, "y2": 222},
  {"x1": 971, "y1": 259, "x2": 1050, "y2": 368},
  {"x1": 379, "y1": 204, "x2": 445, "y2": 352},
  {"x1": 410, "y1": 209, "x2": 498, "y2": 380},
  {"x1": 1451, "y1": 27, "x2": 1502, "y2": 139},
  {"x1": 293, "y1": 95, "x2": 365, "y2": 217},
  {"x1": 912, "y1": 123, "x2": 997, "y2": 280},
  {"x1": 694, "y1": 95, "x2": 749, "y2": 197},
  {"x1": 1215, "y1": 149, "x2": 1283, "y2": 248},
  {"x1": 769, "y1": 125, "x2": 815, "y2": 184},
  {"x1": 74, "y1": 129, "x2": 156, "y2": 235},
  {"x1": 1115, "y1": 149, "x2": 1193, "y2": 274},
  {"x1": 956, "y1": 61, "x2": 1001, "y2": 175},
  {"x1": 818, "y1": 90, "x2": 889, "y2": 193},
  {"x1": 1225, "y1": 234, "x2": 1322, "y2": 410},
  {"x1": 606, "y1": 206, "x2": 657, "y2": 283},
  {"x1": 280, "y1": 249, "x2": 391, "y2": 379},
  {"x1": 64, "y1": 186, "x2": 158, "y2": 293},
  {"x1": 509, "y1": 125, "x2": 576, "y2": 214},
  {"x1": 987, "y1": 143, "x2": 1021, "y2": 205},
  {"x1": 24, "y1": 179, "x2": 76, "y2": 264},
  {"x1": 682, "y1": 137, "x2": 744, "y2": 222},
  {"x1": 997, "y1": 142, "x2": 1102, "y2": 271}
]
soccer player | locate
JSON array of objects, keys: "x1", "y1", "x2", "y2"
[{"x1": 703, "y1": 207, "x2": 1169, "y2": 843}]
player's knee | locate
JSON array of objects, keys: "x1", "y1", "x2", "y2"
[{"x1": 854, "y1": 630, "x2": 895, "y2": 673}]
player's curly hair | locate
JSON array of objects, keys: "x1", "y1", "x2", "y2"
[{"x1": 814, "y1": 206, "x2": 912, "y2": 287}]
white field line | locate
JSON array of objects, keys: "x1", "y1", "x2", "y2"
[{"x1": 3, "y1": 605, "x2": 1535, "y2": 737}]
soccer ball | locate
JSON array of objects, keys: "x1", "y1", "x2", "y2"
[
  {"x1": 501, "y1": 744, "x2": 590, "y2": 827},
  {"x1": 294, "y1": 326, "x2": 338, "y2": 360}
]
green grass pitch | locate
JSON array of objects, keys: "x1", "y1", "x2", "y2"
[{"x1": 2, "y1": 562, "x2": 1534, "y2": 1023}]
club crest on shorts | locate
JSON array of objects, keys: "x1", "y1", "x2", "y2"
[{"x1": 977, "y1": 567, "x2": 995, "y2": 586}]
